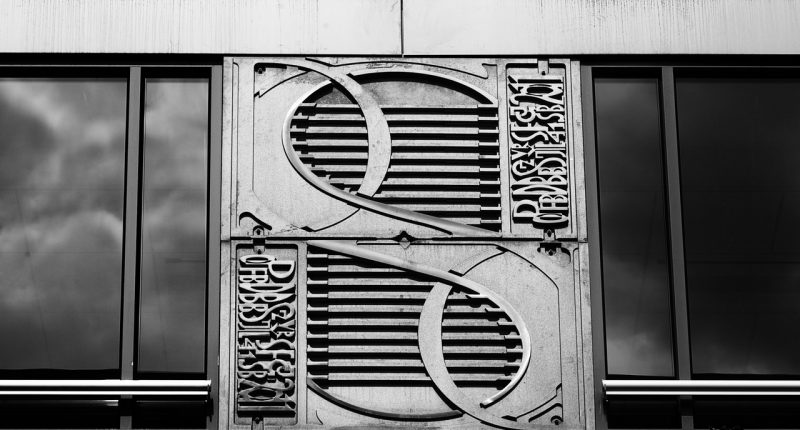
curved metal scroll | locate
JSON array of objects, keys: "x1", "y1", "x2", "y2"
[
  {"x1": 420, "y1": 285, "x2": 531, "y2": 429},
  {"x1": 306, "y1": 379, "x2": 461, "y2": 421},
  {"x1": 279, "y1": 62, "x2": 496, "y2": 236},
  {"x1": 306, "y1": 241, "x2": 532, "y2": 415}
]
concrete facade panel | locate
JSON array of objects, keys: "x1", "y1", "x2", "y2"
[
  {"x1": 403, "y1": 0, "x2": 800, "y2": 55},
  {"x1": 0, "y1": 0, "x2": 401, "y2": 55}
]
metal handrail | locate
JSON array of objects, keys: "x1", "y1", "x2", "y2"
[
  {"x1": 0, "y1": 380, "x2": 210, "y2": 396},
  {"x1": 604, "y1": 379, "x2": 800, "y2": 396}
]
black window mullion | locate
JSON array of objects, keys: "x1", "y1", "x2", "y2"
[
  {"x1": 660, "y1": 66, "x2": 693, "y2": 429},
  {"x1": 120, "y1": 66, "x2": 143, "y2": 430},
  {"x1": 206, "y1": 64, "x2": 223, "y2": 430},
  {"x1": 582, "y1": 64, "x2": 611, "y2": 430}
]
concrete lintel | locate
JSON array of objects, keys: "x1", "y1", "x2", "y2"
[
  {"x1": 0, "y1": 0, "x2": 401, "y2": 55},
  {"x1": 403, "y1": 0, "x2": 800, "y2": 55}
]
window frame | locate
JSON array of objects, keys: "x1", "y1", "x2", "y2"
[
  {"x1": 583, "y1": 62, "x2": 800, "y2": 430},
  {"x1": 0, "y1": 61, "x2": 222, "y2": 430}
]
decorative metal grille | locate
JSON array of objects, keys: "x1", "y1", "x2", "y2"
[{"x1": 221, "y1": 57, "x2": 591, "y2": 429}]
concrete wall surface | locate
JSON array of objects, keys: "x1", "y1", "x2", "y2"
[
  {"x1": 403, "y1": 0, "x2": 800, "y2": 55},
  {"x1": 0, "y1": 0, "x2": 797, "y2": 55},
  {"x1": 0, "y1": 0, "x2": 401, "y2": 55}
]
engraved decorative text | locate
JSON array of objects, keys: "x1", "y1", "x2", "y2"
[
  {"x1": 507, "y1": 73, "x2": 569, "y2": 229},
  {"x1": 236, "y1": 253, "x2": 298, "y2": 420}
]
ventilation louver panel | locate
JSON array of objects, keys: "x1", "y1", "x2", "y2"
[
  {"x1": 291, "y1": 103, "x2": 502, "y2": 231},
  {"x1": 306, "y1": 247, "x2": 522, "y2": 391}
]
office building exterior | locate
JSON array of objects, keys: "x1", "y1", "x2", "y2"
[{"x1": 0, "y1": 1, "x2": 799, "y2": 428}]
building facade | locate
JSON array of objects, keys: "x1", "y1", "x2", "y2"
[{"x1": 0, "y1": 1, "x2": 799, "y2": 429}]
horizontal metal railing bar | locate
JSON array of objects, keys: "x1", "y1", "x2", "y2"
[
  {"x1": 0, "y1": 380, "x2": 210, "y2": 396},
  {"x1": 604, "y1": 380, "x2": 800, "y2": 396},
  {"x1": 0, "y1": 391, "x2": 209, "y2": 396}
]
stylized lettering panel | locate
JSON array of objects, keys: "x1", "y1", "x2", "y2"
[
  {"x1": 507, "y1": 68, "x2": 570, "y2": 233},
  {"x1": 235, "y1": 246, "x2": 298, "y2": 422}
]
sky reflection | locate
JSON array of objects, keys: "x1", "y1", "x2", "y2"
[
  {"x1": 0, "y1": 78, "x2": 127, "y2": 372},
  {"x1": 678, "y1": 75, "x2": 800, "y2": 376},
  {"x1": 137, "y1": 78, "x2": 209, "y2": 374},
  {"x1": 594, "y1": 77, "x2": 675, "y2": 377}
]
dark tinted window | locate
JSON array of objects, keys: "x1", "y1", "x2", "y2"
[
  {"x1": 0, "y1": 401, "x2": 120, "y2": 429},
  {"x1": 138, "y1": 78, "x2": 209, "y2": 375},
  {"x1": 0, "y1": 78, "x2": 127, "y2": 375},
  {"x1": 694, "y1": 397, "x2": 800, "y2": 429},
  {"x1": 594, "y1": 77, "x2": 675, "y2": 377},
  {"x1": 677, "y1": 72, "x2": 800, "y2": 376}
]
